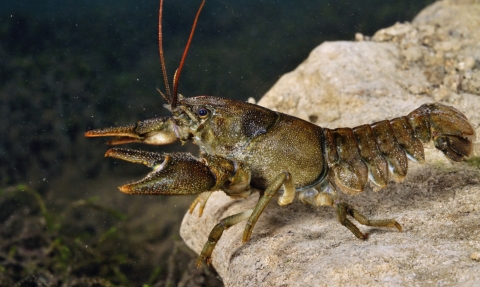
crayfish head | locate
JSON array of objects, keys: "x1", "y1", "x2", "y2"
[{"x1": 172, "y1": 95, "x2": 278, "y2": 156}]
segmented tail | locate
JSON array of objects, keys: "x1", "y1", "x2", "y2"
[
  {"x1": 407, "y1": 103, "x2": 474, "y2": 162},
  {"x1": 323, "y1": 103, "x2": 474, "y2": 195}
]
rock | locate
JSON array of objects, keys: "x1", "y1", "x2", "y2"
[
  {"x1": 181, "y1": 1, "x2": 480, "y2": 286},
  {"x1": 472, "y1": 252, "x2": 480, "y2": 261}
]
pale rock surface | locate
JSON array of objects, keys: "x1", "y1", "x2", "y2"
[{"x1": 181, "y1": 1, "x2": 480, "y2": 286}]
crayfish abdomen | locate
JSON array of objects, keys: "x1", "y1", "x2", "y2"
[{"x1": 321, "y1": 103, "x2": 474, "y2": 196}]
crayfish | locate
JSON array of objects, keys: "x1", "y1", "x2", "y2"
[{"x1": 85, "y1": 0, "x2": 475, "y2": 267}]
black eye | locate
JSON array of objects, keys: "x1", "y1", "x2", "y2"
[{"x1": 198, "y1": 108, "x2": 209, "y2": 118}]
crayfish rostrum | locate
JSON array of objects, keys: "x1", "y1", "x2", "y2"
[{"x1": 85, "y1": 0, "x2": 475, "y2": 267}]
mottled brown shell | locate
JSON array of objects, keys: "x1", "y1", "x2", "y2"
[{"x1": 323, "y1": 103, "x2": 474, "y2": 195}]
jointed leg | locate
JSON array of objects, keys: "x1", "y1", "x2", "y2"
[
  {"x1": 243, "y1": 171, "x2": 294, "y2": 242},
  {"x1": 189, "y1": 191, "x2": 213, "y2": 217},
  {"x1": 198, "y1": 171, "x2": 294, "y2": 266},
  {"x1": 336, "y1": 202, "x2": 368, "y2": 239},
  {"x1": 197, "y1": 209, "x2": 253, "y2": 267},
  {"x1": 338, "y1": 202, "x2": 402, "y2": 239},
  {"x1": 300, "y1": 182, "x2": 402, "y2": 239}
]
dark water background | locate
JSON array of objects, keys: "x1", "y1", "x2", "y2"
[{"x1": 1, "y1": 0, "x2": 434, "y2": 285}]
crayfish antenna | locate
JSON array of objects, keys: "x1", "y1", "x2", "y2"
[
  {"x1": 170, "y1": 0, "x2": 206, "y2": 108},
  {"x1": 156, "y1": 87, "x2": 170, "y2": 103},
  {"x1": 158, "y1": 0, "x2": 171, "y2": 103},
  {"x1": 157, "y1": 0, "x2": 205, "y2": 108}
]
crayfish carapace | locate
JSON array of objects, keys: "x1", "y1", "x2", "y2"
[{"x1": 85, "y1": 0, "x2": 475, "y2": 267}]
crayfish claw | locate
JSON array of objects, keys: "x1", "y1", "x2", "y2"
[
  {"x1": 85, "y1": 116, "x2": 178, "y2": 146},
  {"x1": 112, "y1": 152, "x2": 217, "y2": 195},
  {"x1": 85, "y1": 124, "x2": 142, "y2": 145},
  {"x1": 85, "y1": 124, "x2": 136, "y2": 137},
  {"x1": 105, "y1": 148, "x2": 165, "y2": 167}
]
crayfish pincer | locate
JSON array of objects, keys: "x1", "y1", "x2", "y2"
[{"x1": 85, "y1": 0, "x2": 475, "y2": 267}]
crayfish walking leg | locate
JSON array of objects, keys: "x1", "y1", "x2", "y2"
[
  {"x1": 299, "y1": 182, "x2": 402, "y2": 239},
  {"x1": 336, "y1": 201, "x2": 402, "y2": 239},
  {"x1": 197, "y1": 209, "x2": 254, "y2": 267},
  {"x1": 197, "y1": 171, "x2": 296, "y2": 266},
  {"x1": 243, "y1": 171, "x2": 295, "y2": 242}
]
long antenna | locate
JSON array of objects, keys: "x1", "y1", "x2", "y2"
[
  {"x1": 171, "y1": 0, "x2": 206, "y2": 108},
  {"x1": 158, "y1": 0, "x2": 171, "y2": 103}
]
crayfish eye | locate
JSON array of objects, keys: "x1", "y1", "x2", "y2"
[{"x1": 197, "y1": 107, "x2": 209, "y2": 118}]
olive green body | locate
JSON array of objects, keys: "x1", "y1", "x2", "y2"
[
  {"x1": 178, "y1": 97, "x2": 474, "y2": 196},
  {"x1": 177, "y1": 97, "x2": 326, "y2": 191},
  {"x1": 87, "y1": 96, "x2": 474, "y2": 197},
  {"x1": 86, "y1": 95, "x2": 474, "y2": 267},
  {"x1": 244, "y1": 113, "x2": 326, "y2": 190}
]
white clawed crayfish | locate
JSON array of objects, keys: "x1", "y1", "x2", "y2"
[{"x1": 85, "y1": 0, "x2": 475, "y2": 267}]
